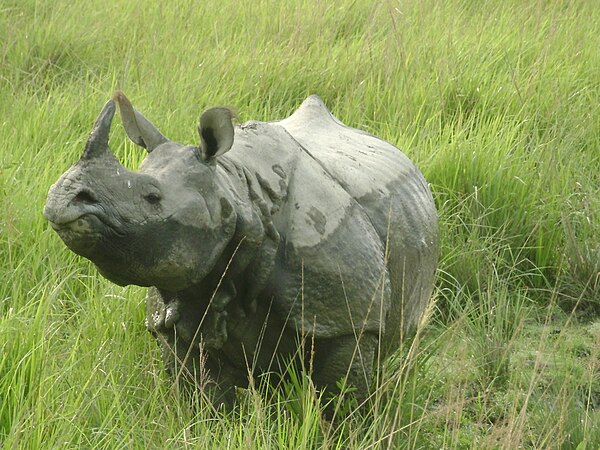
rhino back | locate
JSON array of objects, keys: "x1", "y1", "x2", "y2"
[{"x1": 277, "y1": 96, "x2": 439, "y2": 345}]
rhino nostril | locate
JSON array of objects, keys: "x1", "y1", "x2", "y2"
[{"x1": 73, "y1": 190, "x2": 97, "y2": 205}]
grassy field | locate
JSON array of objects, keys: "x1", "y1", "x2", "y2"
[{"x1": 1, "y1": 0, "x2": 598, "y2": 448}]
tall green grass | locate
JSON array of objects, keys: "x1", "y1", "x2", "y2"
[{"x1": 1, "y1": 0, "x2": 598, "y2": 448}]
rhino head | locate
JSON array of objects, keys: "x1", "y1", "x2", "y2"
[{"x1": 44, "y1": 92, "x2": 237, "y2": 291}]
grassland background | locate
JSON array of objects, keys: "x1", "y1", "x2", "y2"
[{"x1": 0, "y1": 0, "x2": 598, "y2": 448}]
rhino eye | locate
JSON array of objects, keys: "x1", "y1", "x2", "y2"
[{"x1": 144, "y1": 192, "x2": 161, "y2": 205}]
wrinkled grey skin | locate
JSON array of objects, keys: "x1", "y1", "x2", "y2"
[{"x1": 44, "y1": 92, "x2": 439, "y2": 407}]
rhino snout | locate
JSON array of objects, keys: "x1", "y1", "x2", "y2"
[{"x1": 44, "y1": 184, "x2": 101, "y2": 227}]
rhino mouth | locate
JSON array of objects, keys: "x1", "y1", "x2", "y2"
[
  {"x1": 45, "y1": 200, "x2": 121, "y2": 234},
  {"x1": 48, "y1": 212, "x2": 124, "y2": 255},
  {"x1": 50, "y1": 213, "x2": 99, "y2": 233}
]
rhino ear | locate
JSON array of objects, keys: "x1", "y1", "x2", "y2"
[
  {"x1": 113, "y1": 91, "x2": 169, "y2": 152},
  {"x1": 198, "y1": 107, "x2": 236, "y2": 162}
]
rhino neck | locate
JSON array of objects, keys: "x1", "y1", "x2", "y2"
[
  {"x1": 216, "y1": 124, "x2": 291, "y2": 219},
  {"x1": 186, "y1": 156, "x2": 282, "y2": 316}
]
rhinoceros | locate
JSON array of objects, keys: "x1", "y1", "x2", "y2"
[{"x1": 44, "y1": 91, "x2": 439, "y2": 407}]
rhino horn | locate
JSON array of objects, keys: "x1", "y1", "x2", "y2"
[
  {"x1": 113, "y1": 90, "x2": 169, "y2": 152},
  {"x1": 81, "y1": 99, "x2": 116, "y2": 160}
]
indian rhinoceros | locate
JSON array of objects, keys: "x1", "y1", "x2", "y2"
[{"x1": 43, "y1": 91, "x2": 439, "y2": 407}]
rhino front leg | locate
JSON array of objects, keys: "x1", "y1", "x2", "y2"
[
  {"x1": 147, "y1": 284, "x2": 235, "y2": 350},
  {"x1": 145, "y1": 287, "x2": 245, "y2": 409},
  {"x1": 146, "y1": 287, "x2": 186, "y2": 335},
  {"x1": 311, "y1": 333, "x2": 378, "y2": 405},
  {"x1": 146, "y1": 286, "x2": 168, "y2": 334},
  {"x1": 202, "y1": 352, "x2": 250, "y2": 409}
]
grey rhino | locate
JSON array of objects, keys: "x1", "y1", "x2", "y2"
[{"x1": 44, "y1": 91, "x2": 439, "y2": 407}]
